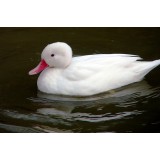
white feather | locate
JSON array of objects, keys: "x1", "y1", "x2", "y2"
[{"x1": 37, "y1": 50, "x2": 160, "y2": 96}]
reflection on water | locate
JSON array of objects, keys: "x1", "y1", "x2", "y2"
[
  {"x1": 0, "y1": 28, "x2": 160, "y2": 132},
  {"x1": 0, "y1": 80, "x2": 160, "y2": 132}
]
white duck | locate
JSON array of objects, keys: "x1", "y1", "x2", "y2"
[{"x1": 29, "y1": 42, "x2": 160, "y2": 96}]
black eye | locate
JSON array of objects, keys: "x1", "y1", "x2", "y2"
[{"x1": 51, "y1": 54, "x2": 54, "y2": 57}]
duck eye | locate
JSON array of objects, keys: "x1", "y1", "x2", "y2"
[{"x1": 51, "y1": 54, "x2": 54, "y2": 57}]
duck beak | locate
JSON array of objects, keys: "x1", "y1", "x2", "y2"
[{"x1": 29, "y1": 59, "x2": 48, "y2": 75}]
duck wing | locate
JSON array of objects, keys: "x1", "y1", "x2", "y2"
[{"x1": 63, "y1": 54, "x2": 142, "y2": 81}]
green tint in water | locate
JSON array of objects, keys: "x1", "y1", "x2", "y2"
[{"x1": 0, "y1": 28, "x2": 160, "y2": 132}]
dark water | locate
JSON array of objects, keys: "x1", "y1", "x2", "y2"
[{"x1": 0, "y1": 27, "x2": 160, "y2": 133}]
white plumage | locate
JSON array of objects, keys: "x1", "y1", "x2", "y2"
[{"x1": 29, "y1": 42, "x2": 160, "y2": 96}]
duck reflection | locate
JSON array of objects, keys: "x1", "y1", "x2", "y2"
[{"x1": 36, "y1": 80, "x2": 160, "y2": 117}]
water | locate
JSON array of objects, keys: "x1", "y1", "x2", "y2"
[{"x1": 0, "y1": 28, "x2": 160, "y2": 132}]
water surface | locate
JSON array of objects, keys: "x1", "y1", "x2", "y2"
[{"x1": 0, "y1": 28, "x2": 160, "y2": 132}]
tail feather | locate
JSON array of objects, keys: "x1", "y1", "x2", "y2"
[
  {"x1": 145, "y1": 59, "x2": 160, "y2": 74},
  {"x1": 153, "y1": 59, "x2": 160, "y2": 66},
  {"x1": 135, "y1": 59, "x2": 160, "y2": 79}
]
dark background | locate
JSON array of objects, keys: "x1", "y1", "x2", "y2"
[{"x1": 0, "y1": 28, "x2": 160, "y2": 132}]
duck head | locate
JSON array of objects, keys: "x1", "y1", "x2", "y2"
[{"x1": 29, "y1": 42, "x2": 72, "y2": 75}]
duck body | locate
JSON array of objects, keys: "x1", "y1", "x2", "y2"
[
  {"x1": 37, "y1": 53, "x2": 160, "y2": 96},
  {"x1": 29, "y1": 42, "x2": 160, "y2": 96}
]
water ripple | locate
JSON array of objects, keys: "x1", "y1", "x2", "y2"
[{"x1": 0, "y1": 80, "x2": 160, "y2": 132}]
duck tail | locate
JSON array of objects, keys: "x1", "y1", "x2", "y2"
[
  {"x1": 139, "y1": 59, "x2": 160, "y2": 77},
  {"x1": 149, "y1": 59, "x2": 160, "y2": 71},
  {"x1": 153, "y1": 59, "x2": 160, "y2": 66}
]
